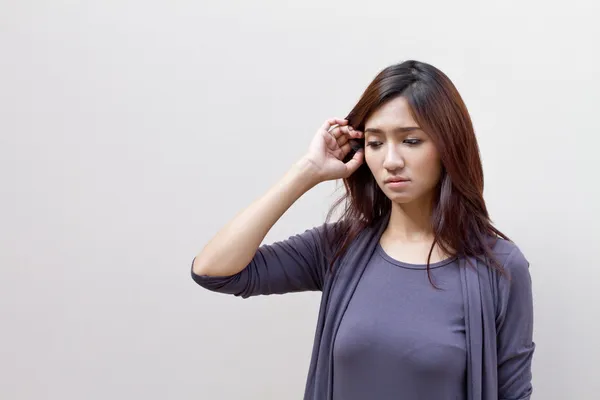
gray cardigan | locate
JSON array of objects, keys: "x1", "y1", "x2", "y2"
[{"x1": 191, "y1": 211, "x2": 535, "y2": 400}]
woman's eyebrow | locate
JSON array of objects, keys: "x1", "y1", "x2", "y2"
[{"x1": 364, "y1": 126, "x2": 421, "y2": 134}]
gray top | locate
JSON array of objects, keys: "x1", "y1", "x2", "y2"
[
  {"x1": 191, "y1": 211, "x2": 535, "y2": 400},
  {"x1": 332, "y1": 243, "x2": 466, "y2": 399}
]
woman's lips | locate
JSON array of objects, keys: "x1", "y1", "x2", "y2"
[{"x1": 385, "y1": 179, "x2": 410, "y2": 189}]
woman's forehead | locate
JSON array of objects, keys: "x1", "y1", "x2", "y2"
[{"x1": 364, "y1": 97, "x2": 418, "y2": 130}]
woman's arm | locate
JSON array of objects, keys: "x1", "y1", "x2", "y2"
[
  {"x1": 192, "y1": 158, "x2": 320, "y2": 278},
  {"x1": 190, "y1": 118, "x2": 364, "y2": 297},
  {"x1": 496, "y1": 246, "x2": 536, "y2": 399},
  {"x1": 190, "y1": 220, "x2": 337, "y2": 297}
]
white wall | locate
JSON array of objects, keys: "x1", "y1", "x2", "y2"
[{"x1": 1, "y1": 1, "x2": 598, "y2": 399}]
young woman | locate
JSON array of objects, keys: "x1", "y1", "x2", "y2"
[{"x1": 191, "y1": 60, "x2": 535, "y2": 400}]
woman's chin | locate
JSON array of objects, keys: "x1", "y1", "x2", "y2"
[{"x1": 386, "y1": 192, "x2": 414, "y2": 204}]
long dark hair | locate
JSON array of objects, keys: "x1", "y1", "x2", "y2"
[{"x1": 324, "y1": 60, "x2": 510, "y2": 287}]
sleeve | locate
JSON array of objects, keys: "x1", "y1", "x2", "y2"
[
  {"x1": 496, "y1": 246, "x2": 536, "y2": 400},
  {"x1": 190, "y1": 222, "x2": 336, "y2": 298}
]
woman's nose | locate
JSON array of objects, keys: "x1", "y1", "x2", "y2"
[{"x1": 382, "y1": 146, "x2": 405, "y2": 171}]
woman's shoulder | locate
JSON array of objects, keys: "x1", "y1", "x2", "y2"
[
  {"x1": 306, "y1": 219, "x2": 354, "y2": 244},
  {"x1": 487, "y1": 236, "x2": 531, "y2": 281}
]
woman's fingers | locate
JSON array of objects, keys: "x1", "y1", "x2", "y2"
[
  {"x1": 338, "y1": 141, "x2": 352, "y2": 158},
  {"x1": 343, "y1": 148, "x2": 364, "y2": 176},
  {"x1": 326, "y1": 125, "x2": 363, "y2": 156},
  {"x1": 328, "y1": 124, "x2": 362, "y2": 141},
  {"x1": 320, "y1": 118, "x2": 364, "y2": 162},
  {"x1": 320, "y1": 118, "x2": 348, "y2": 134},
  {"x1": 306, "y1": 118, "x2": 365, "y2": 181},
  {"x1": 324, "y1": 128, "x2": 340, "y2": 152}
]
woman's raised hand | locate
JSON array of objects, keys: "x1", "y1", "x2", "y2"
[{"x1": 299, "y1": 118, "x2": 364, "y2": 183}]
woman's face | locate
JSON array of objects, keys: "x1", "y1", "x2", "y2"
[{"x1": 364, "y1": 96, "x2": 443, "y2": 205}]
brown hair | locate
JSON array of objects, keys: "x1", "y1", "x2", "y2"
[{"x1": 324, "y1": 60, "x2": 510, "y2": 287}]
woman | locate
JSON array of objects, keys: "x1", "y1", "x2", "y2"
[{"x1": 191, "y1": 60, "x2": 535, "y2": 400}]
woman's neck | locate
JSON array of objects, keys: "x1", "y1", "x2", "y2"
[{"x1": 385, "y1": 199, "x2": 435, "y2": 242}]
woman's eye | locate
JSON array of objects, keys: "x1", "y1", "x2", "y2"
[{"x1": 366, "y1": 139, "x2": 421, "y2": 148}]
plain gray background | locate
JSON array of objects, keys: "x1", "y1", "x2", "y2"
[{"x1": 1, "y1": 0, "x2": 599, "y2": 399}]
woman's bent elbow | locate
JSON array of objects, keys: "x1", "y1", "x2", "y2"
[{"x1": 191, "y1": 256, "x2": 210, "y2": 276}]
